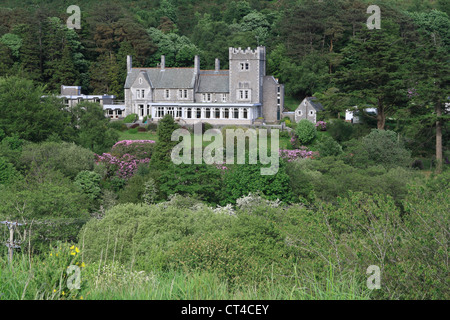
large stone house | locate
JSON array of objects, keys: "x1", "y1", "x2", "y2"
[{"x1": 124, "y1": 46, "x2": 284, "y2": 125}]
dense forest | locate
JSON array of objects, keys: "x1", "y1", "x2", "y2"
[{"x1": 0, "y1": 0, "x2": 449, "y2": 301}]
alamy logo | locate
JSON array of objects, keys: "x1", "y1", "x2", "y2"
[
  {"x1": 171, "y1": 123, "x2": 279, "y2": 175},
  {"x1": 367, "y1": 5, "x2": 381, "y2": 30},
  {"x1": 66, "y1": 5, "x2": 81, "y2": 30},
  {"x1": 67, "y1": 265, "x2": 81, "y2": 290},
  {"x1": 366, "y1": 265, "x2": 381, "y2": 290}
]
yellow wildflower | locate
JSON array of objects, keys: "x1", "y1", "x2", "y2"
[
  {"x1": 62, "y1": 291, "x2": 65, "y2": 296},
  {"x1": 70, "y1": 245, "x2": 75, "y2": 250},
  {"x1": 70, "y1": 252, "x2": 76, "y2": 256},
  {"x1": 75, "y1": 247, "x2": 80, "y2": 253},
  {"x1": 81, "y1": 262, "x2": 85, "y2": 268},
  {"x1": 53, "y1": 289, "x2": 57, "y2": 293},
  {"x1": 80, "y1": 296, "x2": 84, "y2": 300}
]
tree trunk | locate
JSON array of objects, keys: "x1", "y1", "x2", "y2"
[
  {"x1": 377, "y1": 101, "x2": 385, "y2": 130},
  {"x1": 436, "y1": 100, "x2": 443, "y2": 173}
]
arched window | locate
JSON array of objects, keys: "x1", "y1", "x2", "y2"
[
  {"x1": 187, "y1": 108, "x2": 192, "y2": 119},
  {"x1": 234, "y1": 108, "x2": 239, "y2": 119}
]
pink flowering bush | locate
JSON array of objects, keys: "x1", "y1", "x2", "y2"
[
  {"x1": 315, "y1": 121, "x2": 327, "y2": 131},
  {"x1": 279, "y1": 147, "x2": 319, "y2": 162},
  {"x1": 95, "y1": 140, "x2": 155, "y2": 180},
  {"x1": 110, "y1": 140, "x2": 155, "y2": 160}
]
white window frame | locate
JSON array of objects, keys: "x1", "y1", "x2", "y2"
[
  {"x1": 165, "y1": 89, "x2": 170, "y2": 99},
  {"x1": 239, "y1": 62, "x2": 249, "y2": 71}
]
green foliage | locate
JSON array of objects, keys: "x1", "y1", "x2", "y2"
[
  {"x1": 74, "y1": 171, "x2": 102, "y2": 201},
  {"x1": 344, "y1": 129, "x2": 412, "y2": 169},
  {"x1": 151, "y1": 114, "x2": 179, "y2": 168},
  {"x1": 123, "y1": 114, "x2": 138, "y2": 123},
  {"x1": 78, "y1": 201, "x2": 233, "y2": 271},
  {"x1": 295, "y1": 119, "x2": 317, "y2": 145},
  {"x1": 157, "y1": 163, "x2": 223, "y2": 205},
  {"x1": 327, "y1": 119, "x2": 354, "y2": 143},
  {"x1": 71, "y1": 102, "x2": 119, "y2": 154},
  {"x1": 316, "y1": 135, "x2": 343, "y2": 157},
  {"x1": 223, "y1": 162, "x2": 294, "y2": 205},
  {"x1": 0, "y1": 156, "x2": 20, "y2": 185},
  {"x1": 0, "y1": 173, "x2": 90, "y2": 247},
  {"x1": 0, "y1": 77, "x2": 71, "y2": 142},
  {"x1": 19, "y1": 141, "x2": 95, "y2": 180}
]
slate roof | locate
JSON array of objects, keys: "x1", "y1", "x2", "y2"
[
  {"x1": 124, "y1": 68, "x2": 196, "y2": 89},
  {"x1": 307, "y1": 97, "x2": 324, "y2": 111},
  {"x1": 197, "y1": 70, "x2": 229, "y2": 93}
]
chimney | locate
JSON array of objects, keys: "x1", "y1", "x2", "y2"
[
  {"x1": 127, "y1": 55, "x2": 132, "y2": 73},
  {"x1": 215, "y1": 58, "x2": 220, "y2": 73},
  {"x1": 194, "y1": 55, "x2": 200, "y2": 74},
  {"x1": 161, "y1": 55, "x2": 165, "y2": 70}
]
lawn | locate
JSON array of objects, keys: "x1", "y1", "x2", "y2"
[{"x1": 117, "y1": 129, "x2": 291, "y2": 149}]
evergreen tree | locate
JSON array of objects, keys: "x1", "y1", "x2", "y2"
[{"x1": 151, "y1": 114, "x2": 180, "y2": 168}]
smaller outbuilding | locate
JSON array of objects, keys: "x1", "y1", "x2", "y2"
[{"x1": 294, "y1": 97, "x2": 324, "y2": 124}]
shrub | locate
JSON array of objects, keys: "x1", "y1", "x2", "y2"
[
  {"x1": 0, "y1": 156, "x2": 20, "y2": 185},
  {"x1": 108, "y1": 120, "x2": 126, "y2": 131},
  {"x1": 295, "y1": 119, "x2": 317, "y2": 145},
  {"x1": 77, "y1": 202, "x2": 233, "y2": 271},
  {"x1": 128, "y1": 128, "x2": 138, "y2": 134},
  {"x1": 19, "y1": 142, "x2": 96, "y2": 180},
  {"x1": 74, "y1": 171, "x2": 102, "y2": 201},
  {"x1": 146, "y1": 122, "x2": 158, "y2": 132},
  {"x1": 316, "y1": 135, "x2": 342, "y2": 157},
  {"x1": 315, "y1": 121, "x2": 327, "y2": 131},
  {"x1": 411, "y1": 159, "x2": 424, "y2": 170},
  {"x1": 327, "y1": 119, "x2": 354, "y2": 143},
  {"x1": 123, "y1": 113, "x2": 138, "y2": 123}
]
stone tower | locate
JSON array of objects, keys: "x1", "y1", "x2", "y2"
[{"x1": 228, "y1": 46, "x2": 266, "y2": 105}]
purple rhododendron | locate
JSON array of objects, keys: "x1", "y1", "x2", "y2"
[{"x1": 279, "y1": 147, "x2": 319, "y2": 162}]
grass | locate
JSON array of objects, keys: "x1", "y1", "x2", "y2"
[
  {"x1": 117, "y1": 129, "x2": 291, "y2": 149},
  {"x1": 0, "y1": 250, "x2": 372, "y2": 300}
]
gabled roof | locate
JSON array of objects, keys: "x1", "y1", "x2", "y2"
[
  {"x1": 125, "y1": 68, "x2": 196, "y2": 89},
  {"x1": 306, "y1": 97, "x2": 324, "y2": 111}
]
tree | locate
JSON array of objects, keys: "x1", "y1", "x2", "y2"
[
  {"x1": 334, "y1": 22, "x2": 408, "y2": 129},
  {"x1": 71, "y1": 101, "x2": 119, "y2": 154},
  {"x1": 151, "y1": 114, "x2": 180, "y2": 168},
  {"x1": 405, "y1": 10, "x2": 450, "y2": 172},
  {"x1": 0, "y1": 76, "x2": 71, "y2": 142}
]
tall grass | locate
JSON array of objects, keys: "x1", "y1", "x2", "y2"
[{"x1": 0, "y1": 249, "x2": 371, "y2": 300}]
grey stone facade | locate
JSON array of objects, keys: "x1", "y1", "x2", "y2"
[
  {"x1": 294, "y1": 97, "x2": 324, "y2": 124},
  {"x1": 124, "y1": 46, "x2": 284, "y2": 125}
]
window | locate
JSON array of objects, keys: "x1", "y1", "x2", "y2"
[
  {"x1": 205, "y1": 108, "x2": 211, "y2": 119},
  {"x1": 117, "y1": 110, "x2": 122, "y2": 116},
  {"x1": 196, "y1": 108, "x2": 201, "y2": 119},
  {"x1": 165, "y1": 90, "x2": 170, "y2": 99},
  {"x1": 224, "y1": 108, "x2": 229, "y2": 119},
  {"x1": 139, "y1": 78, "x2": 143, "y2": 84},
  {"x1": 202, "y1": 93, "x2": 212, "y2": 102},
  {"x1": 187, "y1": 108, "x2": 192, "y2": 118},
  {"x1": 179, "y1": 89, "x2": 188, "y2": 99},
  {"x1": 146, "y1": 106, "x2": 150, "y2": 115},
  {"x1": 297, "y1": 110, "x2": 302, "y2": 116},
  {"x1": 167, "y1": 107, "x2": 174, "y2": 117},
  {"x1": 215, "y1": 108, "x2": 220, "y2": 119},
  {"x1": 243, "y1": 108, "x2": 248, "y2": 119},
  {"x1": 309, "y1": 110, "x2": 314, "y2": 116},
  {"x1": 137, "y1": 90, "x2": 140, "y2": 99},
  {"x1": 239, "y1": 62, "x2": 249, "y2": 71},
  {"x1": 238, "y1": 90, "x2": 250, "y2": 100},
  {"x1": 157, "y1": 107, "x2": 164, "y2": 117},
  {"x1": 234, "y1": 108, "x2": 239, "y2": 119},
  {"x1": 139, "y1": 105, "x2": 144, "y2": 117},
  {"x1": 176, "y1": 108, "x2": 182, "y2": 118},
  {"x1": 142, "y1": 90, "x2": 145, "y2": 98},
  {"x1": 222, "y1": 94, "x2": 227, "y2": 102}
]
